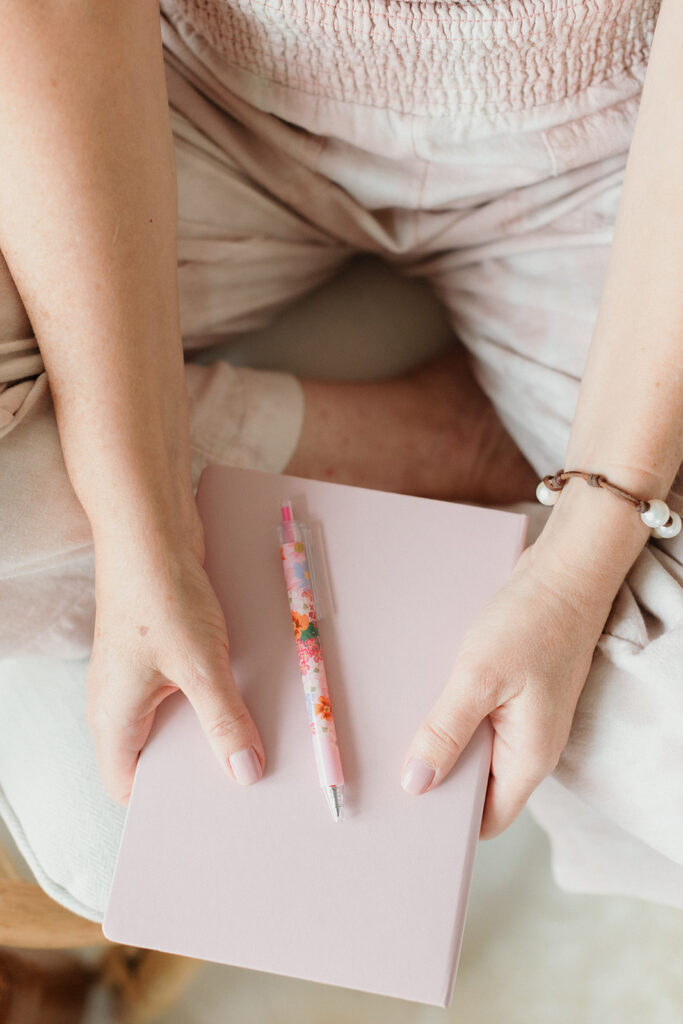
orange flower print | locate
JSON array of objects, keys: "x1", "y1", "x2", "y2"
[
  {"x1": 291, "y1": 610, "x2": 309, "y2": 640},
  {"x1": 315, "y1": 695, "x2": 333, "y2": 721}
]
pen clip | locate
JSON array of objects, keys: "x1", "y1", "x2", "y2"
[
  {"x1": 299, "y1": 522, "x2": 326, "y2": 622},
  {"x1": 278, "y1": 503, "x2": 328, "y2": 621}
]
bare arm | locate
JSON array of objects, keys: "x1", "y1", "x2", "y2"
[
  {"x1": 401, "y1": 0, "x2": 683, "y2": 837},
  {"x1": 536, "y1": 0, "x2": 683, "y2": 583},
  {"x1": 0, "y1": 0, "x2": 265, "y2": 800},
  {"x1": 0, "y1": 0, "x2": 195, "y2": 544}
]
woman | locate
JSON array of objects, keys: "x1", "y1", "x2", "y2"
[{"x1": 0, "y1": 0, "x2": 680, "y2": 904}]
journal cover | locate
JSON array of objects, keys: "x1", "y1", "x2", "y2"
[{"x1": 103, "y1": 465, "x2": 528, "y2": 1006}]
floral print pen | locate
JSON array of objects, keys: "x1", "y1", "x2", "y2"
[{"x1": 278, "y1": 501, "x2": 345, "y2": 822}]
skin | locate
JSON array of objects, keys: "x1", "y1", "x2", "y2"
[
  {"x1": 0, "y1": 0, "x2": 262, "y2": 801},
  {"x1": 398, "y1": 0, "x2": 683, "y2": 837},
  {"x1": 0, "y1": 0, "x2": 681, "y2": 835}
]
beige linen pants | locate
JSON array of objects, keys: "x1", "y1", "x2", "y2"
[{"x1": 1, "y1": 0, "x2": 681, "y2": 907}]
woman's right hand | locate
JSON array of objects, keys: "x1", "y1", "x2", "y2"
[
  {"x1": 0, "y1": 0, "x2": 266, "y2": 803},
  {"x1": 86, "y1": 529, "x2": 265, "y2": 806}
]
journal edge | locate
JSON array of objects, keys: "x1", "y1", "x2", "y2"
[{"x1": 441, "y1": 512, "x2": 528, "y2": 1008}]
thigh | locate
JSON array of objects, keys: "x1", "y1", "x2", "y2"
[
  {"x1": 165, "y1": 65, "x2": 356, "y2": 352},
  {"x1": 401, "y1": 133, "x2": 638, "y2": 478},
  {"x1": 411, "y1": 172, "x2": 623, "y2": 477},
  {"x1": 386, "y1": 0, "x2": 657, "y2": 475},
  {"x1": 168, "y1": 88, "x2": 354, "y2": 347}
]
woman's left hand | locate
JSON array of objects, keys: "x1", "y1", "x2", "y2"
[{"x1": 399, "y1": 537, "x2": 617, "y2": 839}]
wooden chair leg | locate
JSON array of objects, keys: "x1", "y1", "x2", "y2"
[
  {"x1": 99, "y1": 946, "x2": 203, "y2": 1024},
  {"x1": 0, "y1": 947, "x2": 96, "y2": 1024},
  {"x1": 0, "y1": 842, "x2": 200, "y2": 1020},
  {"x1": 0, "y1": 880, "x2": 108, "y2": 949}
]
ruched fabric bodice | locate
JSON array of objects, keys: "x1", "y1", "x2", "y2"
[{"x1": 160, "y1": 0, "x2": 660, "y2": 119}]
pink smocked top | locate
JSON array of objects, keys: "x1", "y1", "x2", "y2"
[{"x1": 160, "y1": 0, "x2": 660, "y2": 119}]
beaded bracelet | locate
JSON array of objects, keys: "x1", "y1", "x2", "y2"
[{"x1": 536, "y1": 469, "x2": 682, "y2": 539}]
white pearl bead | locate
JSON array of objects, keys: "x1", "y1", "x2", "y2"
[
  {"x1": 536, "y1": 481, "x2": 560, "y2": 506},
  {"x1": 653, "y1": 510, "x2": 682, "y2": 539},
  {"x1": 640, "y1": 499, "x2": 670, "y2": 528}
]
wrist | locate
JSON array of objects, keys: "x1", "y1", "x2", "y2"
[
  {"x1": 530, "y1": 475, "x2": 651, "y2": 604},
  {"x1": 66, "y1": 379, "x2": 203, "y2": 556},
  {"x1": 87, "y1": 464, "x2": 203, "y2": 566},
  {"x1": 92, "y1": 516, "x2": 206, "y2": 607},
  {"x1": 560, "y1": 453, "x2": 680, "y2": 503}
]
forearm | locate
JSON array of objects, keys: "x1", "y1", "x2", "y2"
[
  {"x1": 535, "y1": 0, "x2": 683, "y2": 597},
  {"x1": 0, "y1": 0, "x2": 196, "y2": 549}
]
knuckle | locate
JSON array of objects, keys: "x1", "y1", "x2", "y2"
[
  {"x1": 185, "y1": 650, "x2": 232, "y2": 694},
  {"x1": 448, "y1": 661, "x2": 504, "y2": 711},
  {"x1": 475, "y1": 668, "x2": 506, "y2": 707},
  {"x1": 205, "y1": 706, "x2": 251, "y2": 742},
  {"x1": 423, "y1": 718, "x2": 464, "y2": 761},
  {"x1": 187, "y1": 663, "x2": 212, "y2": 693}
]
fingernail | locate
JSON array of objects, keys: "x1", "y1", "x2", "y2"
[
  {"x1": 229, "y1": 746, "x2": 263, "y2": 785},
  {"x1": 401, "y1": 757, "x2": 435, "y2": 796}
]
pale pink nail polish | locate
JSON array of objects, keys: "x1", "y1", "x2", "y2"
[
  {"x1": 401, "y1": 757, "x2": 435, "y2": 796},
  {"x1": 229, "y1": 746, "x2": 263, "y2": 785}
]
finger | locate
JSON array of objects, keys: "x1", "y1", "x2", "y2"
[
  {"x1": 178, "y1": 642, "x2": 266, "y2": 786},
  {"x1": 479, "y1": 721, "x2": 564, "y2": 840},
  {"x1": 400, "y1": 667, "x2": 499, "y2": 796},
  {"x1": 86, "y1": 667, "x2": 175, "y2": 806},
  {"x1": 479, "y1": 761, "x2": 551, "y2": 840}
]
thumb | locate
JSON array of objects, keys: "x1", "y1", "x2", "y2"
[
  {"x1": 400, "y1": 668, "x2": 495, "y2": 796},
  {"x1": 179, "y1": 642, "x2": 265, "y2": 786}
]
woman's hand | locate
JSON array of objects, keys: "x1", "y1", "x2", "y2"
[
  {"x1": 400, "y1": 0, "x2": 683, "y2": 840},
  {"x1": 0, "y1": 0, "x2": 267, "y2": 805},
  {"x1": 86, "y1": 528, "x2": 265, "y2": 806},
  {"x1": 399, "y1": 473, "x2": 660, "y2": 838},
  {"x1": 399, "y1": 538, "x2": 614, "y2": 838}
]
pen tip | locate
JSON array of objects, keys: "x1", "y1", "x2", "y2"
[
  {"x1": 281, "y1": 501, "x2": 293, "y2": 523},
  {"x1": 325, "y1": 784, "x2": 344, "y2": 822}
]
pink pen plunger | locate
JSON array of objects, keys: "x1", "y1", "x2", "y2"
[{"x1": 278, "y1": 502, "x2": 345, "y2": 822}]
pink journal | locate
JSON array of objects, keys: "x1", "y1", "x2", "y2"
[{"x1": 103, "y1": 466, "x2": 528, "y2": 1006}]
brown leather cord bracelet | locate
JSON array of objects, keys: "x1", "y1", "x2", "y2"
[{"x1": 536, "y1": 468, "x2": 681, "y2": 539}]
